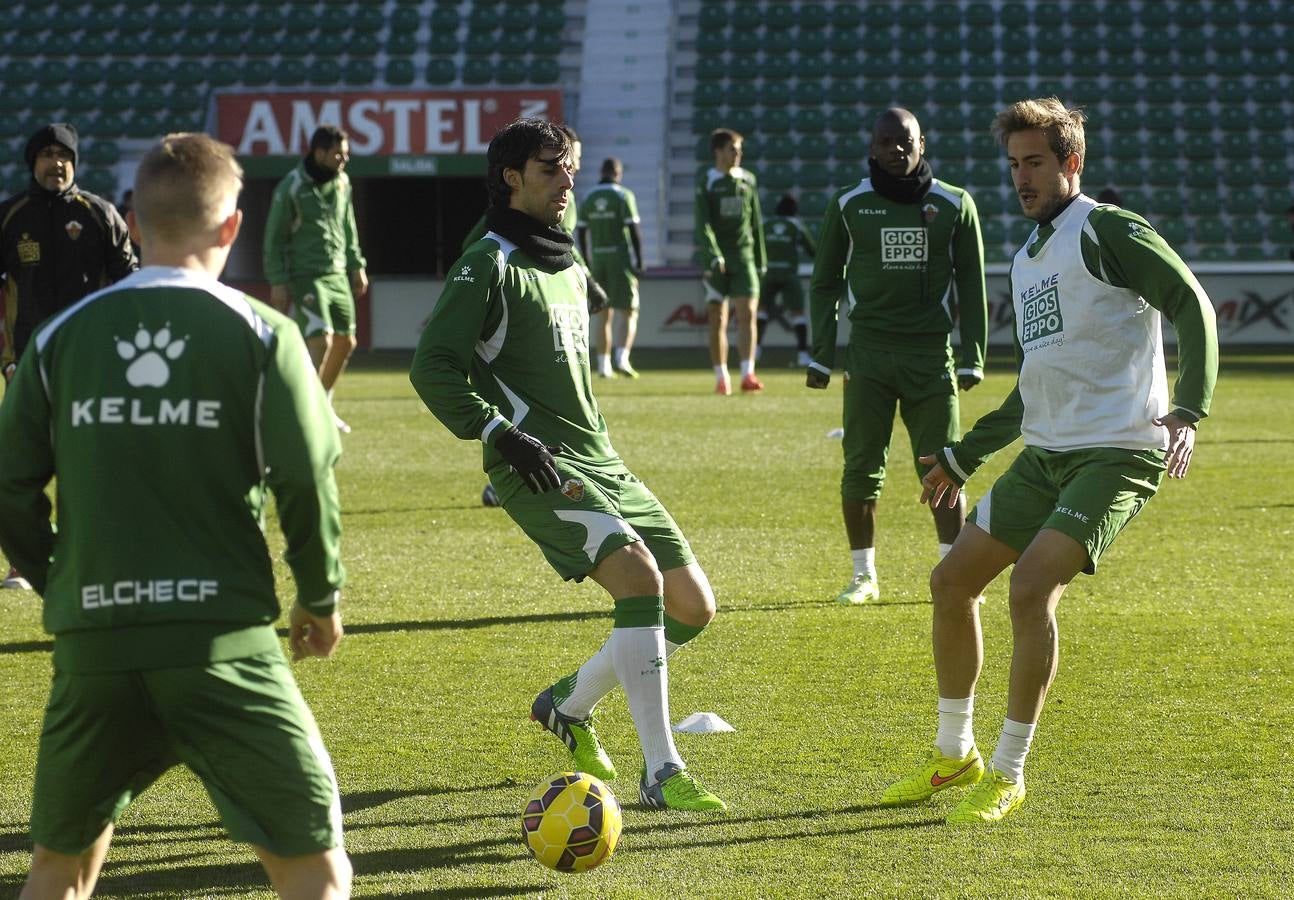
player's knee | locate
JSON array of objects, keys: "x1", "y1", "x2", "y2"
[
  {"x1": 339, "y1": 334, "x2": 358, "y2": 353},
  {"x1": 1006, "y1": 569, "x2": 1055, "y2": 624},
  {"x1": 621, "y1": 542, "x2": 665, "y2": 595}
]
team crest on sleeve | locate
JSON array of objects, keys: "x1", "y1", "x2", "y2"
[
  {"x1": 922, "y1": 202, "x2": 939, "y2": 223},
  {"x1": 561, "y1": 477, "x2": 585, "y2": 501},
  {"x1": 65, "y1": 220, "x2": 84, "y2": 240}
]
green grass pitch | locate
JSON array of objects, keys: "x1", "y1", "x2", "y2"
[{"x1": 1, "y1": 351, "x2": 1290, "y2": 898}]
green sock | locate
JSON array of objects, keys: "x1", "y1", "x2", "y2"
[{"x1": 664, "y1": 613, "x2": 706, "y2": 650}]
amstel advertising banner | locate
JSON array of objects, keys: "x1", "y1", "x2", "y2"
[{"x1": 214, "y1": 89, "x2": 563, "y2": 161}]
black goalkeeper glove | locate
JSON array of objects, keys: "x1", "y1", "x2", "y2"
[
  {"x1": 587, "y1": 275, "x2": 609, "y2": 315},
  {"x1": 805, "y1": 366, "x2": 830, "y2": 389},
  {"x1": 494, "y1": 426, "x2": 562, "y2": 494}
]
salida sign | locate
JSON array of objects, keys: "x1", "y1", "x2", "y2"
[{"x1": 214, "y1": 90, "x2": 564, "y2": 156}]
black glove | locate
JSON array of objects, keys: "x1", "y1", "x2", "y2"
[
  {"x1": 587, "y1": 275, "x2": 609, "y2": 315},
  {"x1": 805, "y1": 366, "x2": 830, "y2": 389},
  {"x1": 494, "y1": 427, "x2": 562, "y2": 494}
]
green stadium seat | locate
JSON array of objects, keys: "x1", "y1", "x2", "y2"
[
  {"x1": 762, "y1": 108, "x2": 792, "y2": 133},
  {"x1": 276, "y1": 60, "x2": 307, "y2": 86},
  {"x1": 1218, "y1": 106, "x2": 1251, "y2": 133},
  {"x1": 1231, "y1": 218, "x2": 1264, "y2": 245},
  {"x1": 1144, "y1": 107, "x2": 1176, "y2": 133},
  {"x1": 498, "y1": 57, "x2": 528, "y2": 84},
  {"x1": 969, "y1": 160, "x2": 1004, "y2": 189},
  {"x1": 830, "y1": 3, "x2": 862, "y2": 28},
  {"x1": 728, "y1": 80, "x2": 759, "y2": 108},
  {"x1": 833, "y1": 133, "x2": 869, "y2": 163},
  {"x1": 106, "y1": 61, "x2": 137, "y2": 85},
  {"x1": 1185, "y1": 190, "x2": 1219, "y2": 215},
  {"x1": 698, "y1": 5, "x2": 727, "y2": 30},
  {"x1": 1146, "y1": 133, "x2": 1178, "y2": 160},
  {"x1": 1182, "y1": 107, "x2": 1213, "y2": 133},
  {"x1": 1266, "y1": 218, "x2": 1290, "y2": 243},
  {"x1": 1183, "y1": 159, "x2": 1217, "y2": 188},
  {"x1": 964, "y1": 2, "x2": 995, "y2": 25},
  {"x1": 1193, "y1": 218, "x2": 1227, "y2": 244},
  {"x1": 968, "y1": 134, "x2": 998, "y2": 160},
  {"x1": 431, "y1": 6, "x2": 459, "y2": 30},
  {"x1": 386, "y1": 58, "x2": 416, "y2": 86},
  {"x1": 135, "y1": 85, "x2": 168, "y2": 113},
  {"x1": 1196, "y1": 245, "x2": 1229, "y2": 261},
  {"x1": 1151, "y1": 189, "x2": 1184, "y2": 216},
  {"x1": 93, "y1": 113, "x2": 127, "y2": 137},
  {"x1": 389, "y1": 30, "x2": 418, "y2": 55},
  {"x1": 1256, "y1": 134, "x2": 1286, "y2": 159},
  {"x1": 1147, "y1": 162, "x2": 1183, "y2": 187},
  {"x1": 530, "y1": 57, "x2": 561, "y2": 84},
  {"x1": 1222, "y1": 161, "x2": 1254, "y2": 188},
  {"x1": 792, "y1": 29, "x2": 827, "y2": 54},
  {"x1": 985, "y1": 245, "x2": 1010, "y2": 263},
  {"x1": 694, "y1": 81, "x2": 724, "y2": 108},
  {"x1": 797, "y1": 162, "x2": 832, "y2": 189},
  {"x1": 692, "y1": 106, "x2": 721, "y2": 133},
  {"x1": 1182, "y1": 134, "x2": 1215, "y2": 160},
  {"x1": 696, "y1": 56, "x2": 727, "y2": 82},
  {"x1": 1009, "y1": 218, "x2": 1035, "y2": 246},
  {"x1": 764, "y1": 3, "x2": 794, "y2": 29},
  {"x1": 80, "y1": 169, "x2": 118, "y2": 197},
  {"x1": 974, "y1": 190, "x2": 1005, "y2": 217},
  {"x1": 696, "y1": 30, "x2": 725, "y2": 55},
  {"x1": 243, "y1": 59, "x2": 274, "y2": 86},
  {"x1": 793, "y1": 108, "x2": 827, "y2": 135},
  {"x1": 536, "y1": 5, "x2": 564, "y2": 31},
  {"x1": 1234, "y1": 244, "x2": 1267, "y2": 260},
  {"x1": 1258, "y1": 160, "x2": 1288, "y2": 187},
  {"x1": 392, "y1": 7, "x2": 421, "y2": 32},
  {"x1": 1155, "y1": 218, "x2": 1189, "y2": 246},
  {"x1": 763, "y1": 162, "x2": 795, "y2": 190},
  {"x1": 340, "y1": 59, "x2": 374, "y2": 85},
  {"x1": 799, "y1": 3, "x2": 828, "y2": 27},
  {"x1": 461, "y1": 58, "x2": 492, "y2": 85},
  {"x1": 1260, "y1": 193, "x2": 1289, "y2": 215},
  {"x1": 796, "y1": 135, "x2": 829, "y2": 162},
  {"x1": 980, "y1": 218, "x2": 1006, "y2": 247},
  {"x1": 125, "y1": 112, "x2": 162, "y2": 140},
  {"x1": 306, "y1": 59, "x2": 337, "y2": 86},
  {"x1": 966, "y1": 80, "x2": 997, "y2": 107},
  {"x1": 427, "y1": 30, "x2": 459, "y2": 54},
  {"x1": 730, "y1": 30, "x2": 761, "y2": 55},
  {"x1": 412, "y1": 57, "x2": 450, "y2": 85},
  {"x1": 799, "y1": 191, "x2": 829, "y2": 218}
]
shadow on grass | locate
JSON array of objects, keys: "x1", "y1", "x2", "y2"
[
  {"x1": 344, "y1": 781, "x2": 517, "y2": 815},
  {"x1": 343, "y1": 504, "x2": 487, "y2": 516}
]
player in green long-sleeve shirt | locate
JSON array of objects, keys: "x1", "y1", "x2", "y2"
[
  {"x1": 881, "y1": 98, "x2": 1218, "y2": 826},
  {"x1": 410, "y1": 118, "x2": 725, "y2": 812},
  {"x1": 756, "y1": 193, "x2": 817, "y2": 366},
  {"x1": 263, "y1": 124, "x2": 368, "y2": 434},
  {"x1": 0, "y1": 133, "x2": 351, "y2": 898},
  {"x1": 807, "y1": 108, "x2": 988, "y2": 606}
]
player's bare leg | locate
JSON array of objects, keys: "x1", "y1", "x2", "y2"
[
  {"x1": 732, "y1": 295, "x2": 762, "y2": 391},
  {"x1": 617, "y1": 308, "x2": 639, "y2": 374},
  {"x1": 931, "y1": 493, "x2": 966, "y2": 545},
  {"x1": 21, "y1": 827, "x2": 113, "y2": 900},
  {"x1": 836, "y1": 498, "x2": 879, "y2": 603},
  {"x1": 930, "y1": 523, "x2": 1016, "y2": 699},
  {"x1": 707, "y1": 301, "x2": 730, "y2": 393},
  {"x1": 597, "y1": 309, "x2": 615, "y2": 376},
  {"x1": 661, "y1": 562, "x2": 716, "y2": 630},
  {"x1": 1004, "y1": 528, "x2": 1086, "y2": 724},
  {"x1": 307, "y1": 334, "x2": 331, "y2": 373},
  {"x1": 318, "y1": 334, "x2": 356, "y2": 394},
  {"x1": 255, "y1": 845, "x2": 353, "y2": 900}
]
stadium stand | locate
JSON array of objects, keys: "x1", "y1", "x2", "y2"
[
  {"x1": 667, "y1": 0, "x2": 1294, "y2": 265},
  {"x1": 1, "y1": 0, "x2": 1289, "y2": 269}
]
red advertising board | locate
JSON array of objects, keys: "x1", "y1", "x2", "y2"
[{"x1": 214, "y1": 90, "x2": 565, "y2": 156}]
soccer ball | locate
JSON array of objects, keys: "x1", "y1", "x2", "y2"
[{"x1": 520, "y1": 772, "x2": 622, "y2": 872}]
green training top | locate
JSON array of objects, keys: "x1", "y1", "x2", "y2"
[
  {"x1": 940, "y1": 198, "x2": 1219, "y2": 483},
  {"x1": 0, "y1": 266, "x2": 345, "y2": 673},
  {"x1": 809, "y1": 177, "x2": 988, "y2": 375},
  {"x1": 578, "y1": 182, "x2": 641, "y2": 261},
  {"x1": 694, "y1": 166, "x2": 766, "y2": 271},
  {"x1": 263, "y1": 163, "x2": 367, "y2": 284},
  {"x1": 763, "y1": 214, "x2": 817, "y2": 272},
  {"x1": 410, "y1": 231, "x2": 619, "y2": 473}
]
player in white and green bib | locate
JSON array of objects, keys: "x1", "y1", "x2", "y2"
[
  {"x1": 0, "y1": 134, "x2": 351, "y2": 897},
  {"x1": 808, "y1": 108, "x2": 988, "y2": 607},
  {"x1": 757, "y1": 193, "x2": 817, "y2": 366},
  {"x1": 578, "y1": 157, "x2": 645, "y2": 379},
  {"x1": 410, "y1": 119, "x2": 725, "y2": 812},
  {"x1": 695, "y1": 127, "x2": 767, "y2": 393},
  {"x1": 880, "y1": 98, "x2": 1218, "y2": 825}
]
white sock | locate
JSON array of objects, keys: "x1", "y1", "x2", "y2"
[
  {"x1": 938, "y1": 542, "x2": 954, "y2": 559},
  {"x1": 935, "y1": 696, "x2": 976, "y2": 759},
  {"x1": 609, "y1": 625, "x2": 682, "y2": 776},
  {"x1": 851, "y1": 547, "x2": 876, "y2": 579},
  {"x1": 740, "y1": 359, "x2": 754, "y2": 377},
  {"x1": 598, "y1": 354, "x2": 612, "y2": 374},
  {"x1": 558, "y1": 637, "x2": 689, "y2": 720},
  {"x1": 990, "y1": 718, "x2": 1036, "y2": 784},
  {"x1": 714, "y1": 364, "x2": 728, "y2": 380},
  {"x1": 613, "y1": 347, "x2": 627, "y2": 367}
]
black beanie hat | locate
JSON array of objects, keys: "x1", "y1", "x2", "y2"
[{"x1": 24, "y1": 123, "x2": 79, "y2": 172}]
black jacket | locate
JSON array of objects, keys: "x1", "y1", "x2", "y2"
[{"x1": 1, "y1": 182, "x2": 137, "y2": 366}]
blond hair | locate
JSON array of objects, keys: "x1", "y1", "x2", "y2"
[
  {"x1": 991, "y1": 97, "x2": 1087, "y2": 170},
  {"x1": 134, "y1": 133, "x2": 243, "y2": 241}
]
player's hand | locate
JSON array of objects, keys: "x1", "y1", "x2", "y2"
[
  {"x1": 495, "y1": 426, "x2": 563, "y2": 493},
  {"x1": 269, "y1": 284, "x2": 290, "y2": 314},
  {"x1": 712, "y1": 257, "x2": 727, "y2": 275},
  {"x1": 958, "y1": 373, "x2": 982, "y2": 392},
  {"x1": 289, "y1": 602, "x2": 343, "y2": 661},
  {"x1": 805, "y1": 366, "x2": 830, "y2": 389},
  {"x1": 350, "y1": 268, "x2": 369, "y2": 298},
  {"x1": 1154, "y1": 412, "x2": 1197, "y2": 479},
  {"x1": 2, "y1": 363, "x2": 15, "y2": 385},
  {"x1": 587, "y1": 276, "x2": 609, "y2": 315},
  {"x1": 918, "y1": 454, "x2": 962, "y2": 509}
]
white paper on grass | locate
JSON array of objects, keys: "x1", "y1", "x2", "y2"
[
  {"x1": 826, "y1": 427, "x2": 844, "y2": 439},
  {"x1": 672, "y1": 712, "x2": 735, "y2": 733}
]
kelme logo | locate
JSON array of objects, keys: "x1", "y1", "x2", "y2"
[{"x1": 116, "y1": 325, "x2": 188, "y2": 388}]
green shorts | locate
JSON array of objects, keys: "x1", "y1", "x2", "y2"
[
  {"x1": 702, "y1": 257, "x2": 760, "y2": 303},
  {"x1": 969, "y1": 445, "x2": 1166, "y2": 574},
  {"x1": 493, "y1": 459, "x2": 695, "y2": 581},
  {"x1": 292, "y1": 272, "x2": 355, "y2": 338},
  {"x1": 31, "y1": 650, "x2": 343, "y2": 857},
  {"x1": 842, "y1": 347, "x2": 958, "y2": 501},
  {"x1": 590, "y1": 254, "x2": 639, "y2": 311},
  {"x1": 760, "y1": 270, "x2": 805, "y2": 314}
]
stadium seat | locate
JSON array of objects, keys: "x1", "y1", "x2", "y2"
[
  {"x1": 1256, "y1": 134, "x2": 1286, "y2": 160},
  {"x1": 762, "y1": 108, "x2": 793, "y2": 133},
  {"x1": 1193, "y1": 218, "x2": 1227, "y2": 244},
  {"x1": 833, "y1": 133, "x2": 869, "y2": 163},
  {"x1": 980, "y1": 218, "x2": 1006, "y2": 247},
  {"x1": 765, "y1": 3, "x2": 794, "y2": 30},
  {"x1": 763, "y1": 162, "x2": 795, "y2": 190},
  {"x1": 498, "y1": 58, "x2": 528, "y2": 85},
  {"x1": 1265, "y1": 218, "x2": 1290, "y2": 243},
  {"x1": 793, "y1": 108, "x2": 827, "y2": 136},
  {"x1": 831, "y1": 4, "x2": 863, "y2": 29},
  {"x1": 1147, "y1": 133, "x2": 1179, "y2": 160},
  {"x1": 1197, "y1": 245, "x2": 1229, "y2": 261},
  {"x1": 1254, "y1": 106, "x2": 1285, "y2": 132},
  {"x1": 126, "y1": 112, "x2": 161, "y2": 140},
  {"x1": 797, "y1": 162, "x2": 832, "y2": 189},
  {"x1": 974, "y1": 189, "x2": 1005, "y2": 216},
  {"x1": 1151, "y1": 189, "x2": 1184, "y2": 216},
  {"x1": 134, "y1": 85, "x2": 168, "y2": 113},
  {"x1": 1231, "y1": 218, "x2": 1264, "y2": 245},
  {"x1": 1144, "y1": 107, "x2": 1176, "y2": 133},
  {"x1": 799, "y1": 191, "x2": 829, "y2": 218},
  {"x1": 1186, "y1": 190, "x2": 1220, "y2": 216},
  {"x1": 1220, "y1": 133, "x2": 1252, "y2": 160},
  {"x1": 1185, "y1": 160, "x2": 1218, "y2": 188},
  {"x1": 386, "y1": 58, "x2": 416, "y2": 86},
  {"x1": 276, "y1": 60, "x2": 307, "y2": 86},
  {"x1": 696, "y1": 30, "x2": 725, "y2": 55},
  {"x1": 796, "y1": 135, "x2": 830, "y2": 162},
  {"x1": 695, "y1": 82, "x2": 725, "y2": 108},
  {"x1": 1258, "y1": 160, "x2": 1288, "y2": 187},
  {"x1": 696, "y1": 57, "x2": 727, "y2": 82},
  {"x1": 1009, "y1": 218, "x2": 1035, "y2": 246},
  {"x1": 338, "y1": 59, "x2": 373, "y2": 85},
  {"x1": 392, "y1": 7, "x2": 422, "y2": 33},
  {"x1": 429, "y1": 30, "x2": 459, "y2": 55},
  {"x1": 698, "y1": 5, "x2": 727, "y2": 30},
  {"x1": 969, "y1": 160, "x2": 1004, "y2": 189},
  {"x1": 792, "y1": 30, "x2": 827, "y2": 55},
  {"x1": 828, "y1": 52, "x2": 861, "y2": 80},
  {"x1": 1182, "y1": 107, "x2": 1214, "y2": 133},
  {"x1": 530, "y1": 57, "x2": 561, "y2": 84},
  {"x1": 462, "y1": 58, "x2": 493, "y2": 85},
  {"x1": 728, "y1": 80, "x2": 759, "y2": 108}
]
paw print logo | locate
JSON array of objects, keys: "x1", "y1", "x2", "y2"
[{"x1": 116, "y1": 324, "x2": 188, "y2": 388}]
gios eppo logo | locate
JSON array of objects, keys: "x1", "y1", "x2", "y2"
[{"x1": 116, "y1": 325, "x2": 188, "y2": 388}]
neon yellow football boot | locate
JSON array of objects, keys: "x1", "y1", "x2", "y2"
[
  {"x1": 880, "y1": 746, "x2": 985, "y2": 805},
  {"x1": 947, "y1": 767, "x2": 1027, "y2": 824},
  {"x1": 835, "y1": 574, "x2": 879, "y2": 605}
]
